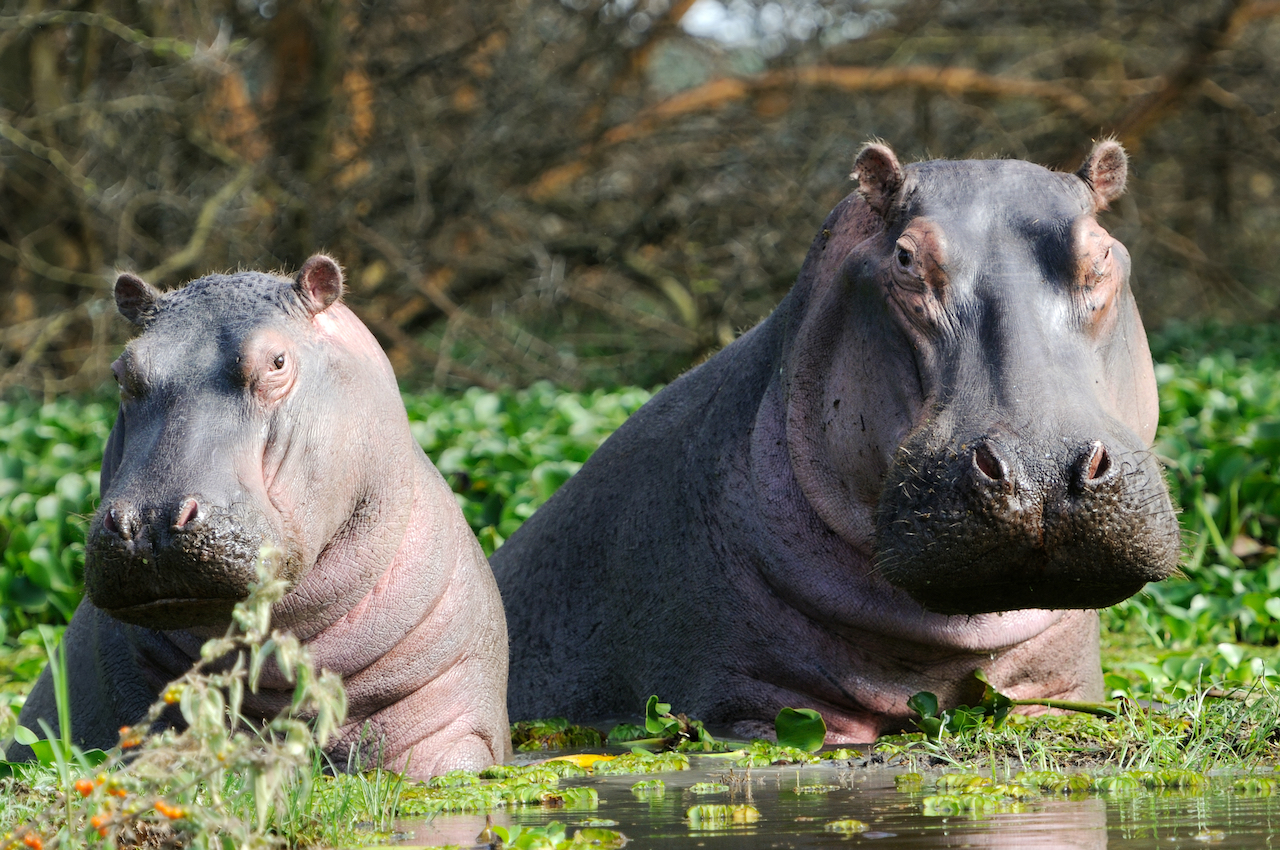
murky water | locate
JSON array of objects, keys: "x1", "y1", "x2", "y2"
[{"x1": 394, "y1": 761, "x2": 1280, "y2": 849}]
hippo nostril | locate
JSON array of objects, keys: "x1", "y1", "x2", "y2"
[
  {"x1": 1080, "y1": 441, "x2": 1113, "y2": 483},
  {"x1": 103, "y1": 505, "x2": 135, "y2": 540},
  {"x1": 973, "y1": 443, "x2": 1006, "y2": 482},
  {"x1": 173, "y1": 497, "x2": 200, "y2": 529}
]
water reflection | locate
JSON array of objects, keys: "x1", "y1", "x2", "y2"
[{"x1": 397, "y1": 764, "x2": 1280, "y2": 849}]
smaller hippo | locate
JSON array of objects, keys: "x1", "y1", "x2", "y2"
[{"x1": 10, "y1": 256, "x2": 510, "y2": 777}]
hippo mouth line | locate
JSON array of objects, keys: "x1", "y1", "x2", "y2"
[
  {"x1": 102, "y1": 595, "x2": 247, "y2": 630},
  {"x1": 905, "y1": 575, "x2": 1151, "y2": 616}
]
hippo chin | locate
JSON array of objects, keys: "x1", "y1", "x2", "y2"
[
  {"x1": 491, "y1": 141, "x2": 1181, "y2": 742},
  {"x1": 11, "y1": 256, "x2": 511, "y2": 777}
]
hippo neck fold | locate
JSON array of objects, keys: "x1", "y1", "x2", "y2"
[
  {"x1": 149, "y1": 454, "x2": 468, "y2": 717},
  {"x1": 747, "y1": 368, "x2": 1069, "y2": 653}
]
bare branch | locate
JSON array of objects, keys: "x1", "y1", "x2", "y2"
[
  {"x1": 1108, "y1": 0, "x2": 1271, "y2": 148},
  {"x1": 602, "y1": 64, "x2": 1101, "y2": 148},
  {"x1": 0, "y1": 115, "x2": 97, "y2": 198},
  {"x1": 0, "y1": 238, "x2": 107, "y2": 290},
  {"x1": 139, "y1": 167, "x2": 255, "y2": 284},
  {"x1": 0, "y1": 11, "x2": 195, "y2": 60}
]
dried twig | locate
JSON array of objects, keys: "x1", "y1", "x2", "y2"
[
  {"x1": 139, "y1": 167, "x2": 255, "y2": 284},
  {"x1": 0, "y1": 11, "x2": 195, "y2": 60}
]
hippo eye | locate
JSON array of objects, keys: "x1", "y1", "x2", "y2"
[
  {"x1": 110, "y1": 361, "x2": 127, "y2": 393},
  {"x1": 271, "y1": 353, "x2": 286, "y2": 371},
  {"x1": 896, "y1": 246, "x2": 913, "y2": 268}
]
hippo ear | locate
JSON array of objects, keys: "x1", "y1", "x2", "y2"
[
  {"x1": 851, "y1": 143, "x2": 905, "y2": 220},
  {"x1": 1076, "y1": 140, "x2": 1127, "y2": 211},
  {"x1": 294, "y1": 254, "x2": 344, "y2": 315},
  {"x1": 115, "y1": 273, "x2": 160, "y2": 326}
]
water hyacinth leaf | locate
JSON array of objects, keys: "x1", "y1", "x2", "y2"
[
  {"x1": 543, "y1": 753, "x2": 614, "y2": 769},
  {"x1": 907, "y1": 691, "x2": 939, "y2": 720},
  {"x1": 27, "y1": 739, "x2": 57, "y2": 766},
  {"x1": 895, "y1": 773, "x2": 924, "y2": 790},
  {"x1": 549, "y1": 786, "x2": 600, "y2": 809},
  {"x1": 644, "y1": 694, "x2": 679, "y2": 737},
  {"x1": 606, "y1": 723, "x2": 645, "y2": 744},
  {"x1": 689, "y1": 782, "x2": 728, "y2": 794},
  {"x1": 572, "y1": 827, "x2": 628, "y2": 847},
  {"x1": 686, "y1": 804, "x2": 761, "y2": 829},
  {"x1": 594, "y1": 749, "x2": 689, "y2": 775},
  {"x1": 945, "y1": 706, "x2": 987, "y2": 734},
  {"x1": 914, "y1": 716, "x2": 944, "y2": 739},
  {"x1": 774, "y1": 707, "x2": 827, "y2": 752},
  {"x1": 908, "y1": 691, "x2": 944, "y2": 738},
  {"x1": 631, "y1": 779, "x2": 665, "y2": 795},
  {"x1": 825, "y1": 819, "x2": 869, "y2": 833},
  {"x1": 972, "y1": 669, "x2": 1013, "y2": 728}
]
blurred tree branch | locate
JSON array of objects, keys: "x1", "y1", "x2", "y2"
[{"x1": 3, "y1": 0, "x2": 1280, "y2": 394}]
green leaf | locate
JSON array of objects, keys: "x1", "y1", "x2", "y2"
[
  {"x1": 77, "y1": 748, "x2": 109, "y2": 767},
  {"x1": 27, "y1": 739, "x2": 57, "y2": 766},
  {"x1": 606, "y1": 722, "x2": 645, "y2": 744},
  {"x1": 907, "y1": 691, "x2": 939, "y2": 720},
  {"x1": 942, "y1": 706, "x2": 985, "y2": 735},
  {"x1": 774, "y1": 707, "x2": 826, "y2": 752},
  {"x1": 644, "y1": 695, "x2": 679, "y2": 737},
  {"x1": 973, "y1": 668, "x2": 1013, "y2": 728},
  {"x1": 571, "y1": 827, "x2": 627, "y2": 847}
]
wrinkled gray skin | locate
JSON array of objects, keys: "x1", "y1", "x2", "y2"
[
  {"x1": 492, "y1": 141, "x2": 1181, "y2": 741},
  {"x1": 10, "y1": 256, "x2": 510, "y2": 776}
]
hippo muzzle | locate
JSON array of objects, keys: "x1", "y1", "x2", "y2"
[
  {"x1": 874, "y1": 426, "x2": 1181, "y2": 614},
  {"x1": 85, "y1": 492, "x2": 287, "y2": 630}
]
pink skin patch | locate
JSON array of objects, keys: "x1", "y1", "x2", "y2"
[{"x1": 313, "y1": 303, "x2": 397, "y2": 382}]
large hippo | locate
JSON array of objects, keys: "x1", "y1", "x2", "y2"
[
  {"x1": 10, "y1": 256, "x2": 510, "y2": 776},
  {"x1": 492, "y1": 141, "x2": 1181, "y2": 740}
]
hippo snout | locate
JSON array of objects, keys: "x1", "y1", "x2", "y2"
[
  {"x1": 875, "y1": 431, "x2": 1182, "y2": 615},
  {"x1": 86, "y1": 494, "x2": 276, "y2": 629}
]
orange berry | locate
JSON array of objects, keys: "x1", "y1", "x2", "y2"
[
  {"x1": 154, "y1": 800, "x2": 185, "y2": 820},
  {"x1": 90, "y1": 814, "x2": 109, "y2": 838},
  {"x1": 22, "y1": 833, "x2": 42, "y2": 850},
  {"x1": 74, "y1": 778, "x2": 95, "y2": 797},
  {"x1": 107, "y1": 786, "x2": 128, "y2": 798}
]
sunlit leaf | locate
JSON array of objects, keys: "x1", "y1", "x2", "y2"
[{"x1": 774, "y1": 707, "x2": 826, "y2": 752}]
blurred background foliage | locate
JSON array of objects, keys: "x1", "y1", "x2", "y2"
[{"x1": 2, "y1": 0, "x2": 1280, "y2": 393}]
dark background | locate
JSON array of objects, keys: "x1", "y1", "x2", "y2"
[{"x1": 2, "y1": 0, "x2": 1277, "y2": 394}]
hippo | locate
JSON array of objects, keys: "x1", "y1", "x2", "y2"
[
  {"x1": 9, "y1": 256, "x2": 511, "y2": 776},
  {"x1": 491, "y1": 141, "x2": 1181, "y2": 740}
]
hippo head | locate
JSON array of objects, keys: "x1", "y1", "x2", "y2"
[
  {"x1": 86, "y1": 256, "x2": 405, "y2": 631},
  {"x1": 785, "y1": 141, "x2": 1181, "y2": 615}
]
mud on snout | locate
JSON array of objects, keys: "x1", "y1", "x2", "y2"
[
  {"x1": 84, "y1": 496, "x2": 287, "y2": 630},
  {"x1": 873, "y1": 431, "x2": 1182, "y2": 615}
]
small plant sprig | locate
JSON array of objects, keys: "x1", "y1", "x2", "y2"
[
  {"x1": 605, "y1": 695, "x2": 719, "y2": 752},
  {"x1": 1, "y1": 547, "x2": 348, "y2": 850},
  {"x1": 908, "y1": 669, "x2": 1118, "y2": 742}
]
